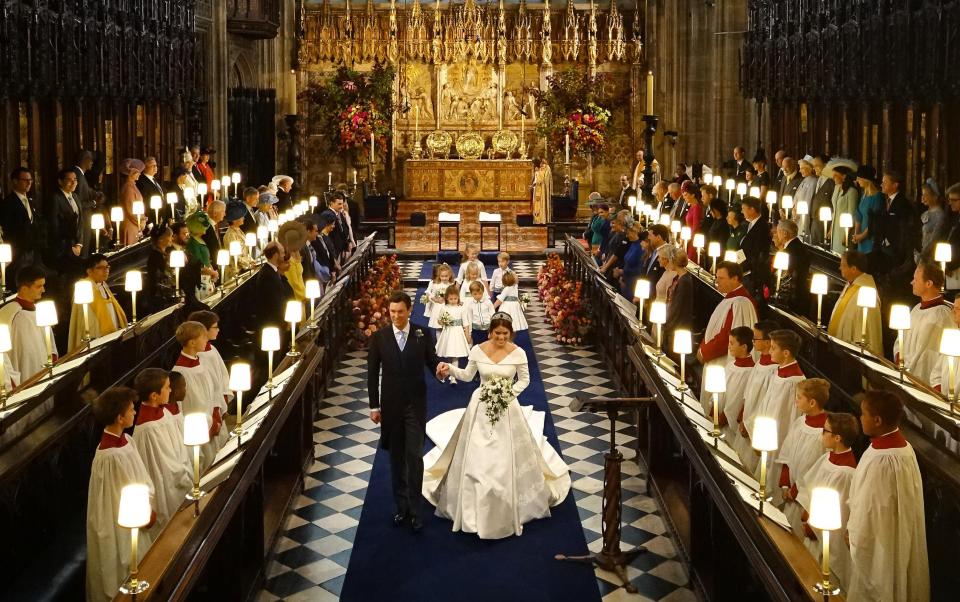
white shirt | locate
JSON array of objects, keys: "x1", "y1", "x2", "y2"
[
  {"x1": 746, "y1": 215, "x2": 760, "y2": 232},
  {"x1": 392, "y1": 322, "x2": 411, "y2": 347},
  {"x1": 14, "y1": 191, "x2": 32, "y2": 221}
]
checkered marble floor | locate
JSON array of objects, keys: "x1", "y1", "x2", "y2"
[
  {"x1": 396, "y1": 258, "x2": 546, "y2": 282},
  {"x1": 257, "y1": 297, "x2": 697, "y2": 602}
]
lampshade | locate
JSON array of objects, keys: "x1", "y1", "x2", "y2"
[
  {"x1": 712, "y1": 175, "x2": 723, "y2": 187},
  {"x1": 110, "y1": 206, "x2": 124, "y2": 223},
  {"x1": 934, "y1": 242, "x2": 952, "y2": 263},
  {"x1": 0, "y1": 243, "x2": 11, "y2": 263},
  {"x1": 131, "y1": 200, "x2": 145, "y2": 216},
  {"x1": 285, "y1": 300, "x2": 303, "y2": 323},
  {"x1": 704, "y1": 364, "x2": 726, "y2": 393},
  {"x1": 765, "y1": 190, "x2": 778, "y2": 206},
  {"x1": 749, "y1": 186, "x2": 760, "y2": 198},
  {"x1": 149, "y1": 195, "x2": 162, "y2": 210},
  {"x1": 228, "y1": 362, "x2": 251, "y2": 391},
  {"x1": 166, "y1": 192, "x2": 178, "y2": 205},
  {"x1": 810, "y1": 273, "x2": 829, "y2": 296},
  {"x1": 261, "y1": 327, "x2": 281, "y2": 351},
  {"x1": 707, "y1": 241, "x2": 722, "y2": 258},
  {"x1": 838, "y1": 213, "x2": 854, "y2": 228},
  {"x1": 781, "y1": 195, "x2": 794, "y2": 210},
  {"x1": 256, "y1": 226, "x2": 269, "y2": 242},
  {"x1": 216, "y1": 249, "x2": 230, "y2": 268},
  {"x1": 169, "y1": 249, "x2": 186, "y2": 269},
  {"x1": 309, "y1": 195, "x2": 319, "y2": 208},
  {"x1": 670, "y1": 220, "x2": 681, "y2": 234},
  {"x1": 889, "y1": 304, "x2": 911, "y2": 331},
  {"x1": 725, "y1": 178, "x2": 735, "y2": 191},
  {"x1": 240, "y1": 234, "x2": 255, "y2": 250},
  {"x1": 91, "y1": 213, "x2": 106, "y2": 230},
  {"x1": 773, "y1": 251, "x2": 790, "y2": 271},
  {"x1": 229, "y1": 240, "x2": 242, "y2": 257},
  {"x1": 124, "y1": 270, "x2": 142, "y2": 292},
  {"x1": 634, "y1": 279, "x2": 651, "y2": 300},
  {"x1": 232, "y1": 172, "x2": 241, "y2": 184},
  {"x1": 680, "y1": 226, "x2": 692, "y2": 241},
  {"x1": 808, "y1": 487, "x2": 842, "y2": 531},
  {"x1": 211, "y1": 179, "x2": 221, "y2": 192},
  {"x1": 649, "y1": 301, "x2": 667, "y2": 324},
  {"x1": 856, "y1": 286, "x2": 877, "y2": 309},
  {"x1": 305, "y1": 279, "x2": 321, "y2": 299},
  {"x1": 736, "y1": 182, "x2": 747, "y2": 196},
  {"x1": 939, "y1": 328, "x2": 960, "y2": 356},
  {"x1": 723, "y1": 250, "x2": 739, "y2": 263},
  {"x1": 796, "y1": 200, "x2": 809, "y2": 216},
  {"x1": 0, "y1": 324, "x2": 12, "y2": 353},
  {"x1": 221, "y1": 176, "x2": 231, "y2": 189},
  {"x1": 818, "y1": 206, "x2": 833, "y2": 221},
  {"x1": 658, "y1": 214, "x2": 671, "y2": 226},
  {"x1": 268, "y1": 219, "x2": 279, "y2": 234},
  {"x1": 627, "y1": 195, "x2": 637, "y2": 208},
  {"x1": 672, "y1": 329, "x2": 692, "y2": 355},
  {"x1": 751, "y1": 416, "x2": 779, "y2": 451},
  {"x1": 183, "y1": 187, "x2": 195, "y2": 201},
  {"x1": 117, "y1": 483, "x2": 151, "y2": 528},
  {"x1": 35, "y1": 300, "x2": 58, "y2": 328},
  {"x1": 650, "y1": 209, "x2": 661, "y2": 222},
  {"x1": 692, "y1": 233, "x2": 705, "y2": 249},
  {"x1": 183, "y1": 412, "x2": 210, "y2": 446},
  {"x1": 197, "y1": 183, "x2": 208, "y2": 196}
]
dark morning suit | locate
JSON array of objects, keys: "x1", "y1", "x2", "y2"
[
  {"x1": 780, "y1": 237, "x2": 811, "y2": 316},
  {"x1": 47, "y1": 189, "x2": 83, "y2": 272},
  {"x1": 137, "y1": 174, "x2": 168, "y2": 226},
  {"x1": 367, "y1": 323, "x2": 440, "y2": 519},
  {"x1": 739, "y1": 216, "x2": 772, "y2": 298},
  {"x1": 253, "y1": 263, "x2": 294, "y2": 330},
  {"x1": 72, "y1": 166, "x2": 96, "y2": 251},
  {"x1": 0, "y1": 192, "x2": 41, "y2": 280}
]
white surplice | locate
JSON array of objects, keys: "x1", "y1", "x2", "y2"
[
  {"x1": 0, "y1": 300, "x2": 57, "y2": 383},
  {"x1": 776, "y1": 413, "x2": 827, "y2": 531},
  {"x1": 720, "y1": 356, "x2": 756, "y2": 447},
  {"x1": 752, "y1": 362, "x2": 804, "y2": 500},
  {"x1": 132, "y1": 405, "x2": 193, "y2": 526},
  {"x1": 172, "y1": 353, "x2": 228, "y2": 471},
  {"x1": 423, "y1": 345, "x2": 571, "y2": 539},
  {"x1": 699, "y1": 287, "x2": 758, "y2": 394},
  {"x1": 735, "y1": 355, "x2": 778, "y2": 472},
  {"x1": 902, "y1": 300, "x2": 952, "y2": 384}
]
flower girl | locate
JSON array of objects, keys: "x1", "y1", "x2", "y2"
[
  {"x1": 459, "y1": 261, "x2": 490, "y2": 300},
  {"x1": 436, "y1": 284, "x2": 471, "y2": 384},
  {"x1": 463, "y1": 281, "x2": 495, "y2": 344},
  {"x1": 456, "y1": 242, "x2": 488, "y2": 291},
  {"x1": 493, "y1": 271, "x2": 528, "y2": 330},
  {"x1": 426, "y1": 263, "x2": 456, "y2": 330}
]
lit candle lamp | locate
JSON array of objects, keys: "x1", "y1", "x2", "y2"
[
  {"x1": 0, "y1": 243, "x2": 11, "y2": 293},
  {"x1": 939, "y1": 328, "x2": 960, "y2": 412},
  {"x1": 704, "y1": 364, "x2": 726, "y2": 443},
  {"x1": 169, "y1": 250, "x2": 185, "y2": 298},
  {"x1": 773, "y1": 251, "x2": 790, "y2": 295},
  {"x1": 781, "y1": 194, "x2": 794, "y2": 219},
  {"x1": 723, "y1": 250, "x2": 739, "y2": 264},
  {"x1": 634, "y1": 278, "x2": 650, "y2": 330},
  {"x1": 166, "y1": 192, "x2": 178, "y2": 218},
  {"x1": 765, "y1": 190, "x2": 778, "y2": 216},
  {"x1": 197, "y1": 183, "x2": 208, "y2": 200},
  {"x1": 748, "y1": 185, "x2": 760, "y2": 199},
  {"x1": 736, "y1": 181, "x2": 747, "y2": 201},
  {"x1": 117, "y1": 483, "x2": 152, "y2": 595},
  {"x1": 0, "y1": 324, "x2": 11, "y2": 408},
  {"x1": 649, "y1": 301, "x2": 667, "y2": 359},
  {"x1": 708, "y1": 241, "x2": 722, "y2": 274},
  {"x1": 210, "y1": 178, "x2": 221, "y2": 201},
  {"x1": 305, "y1": 279, "x2": 322, "y2": 325},
  {"x1": 221, "y1": 175, "x2": 232, "y2": 199},
  {"x1": 91, "y1": 213, "x2": 105, "y2": 252},
  {"x1": 268, "y1": 219, "x2": 279, "y2": 241},
  {"x1": 818, "y1": 205, "x2": 832, "y2": 245},
  {"x1": 712, "y1": 175, "x2": 723, "y2": 189},
  {"x1": 257, "y1": 226, "x2": 269, "y2": 251},
  {"x1": 808, "y1": 487, "x2": 843, "y2": 598},
  {"x1": 670, "y1": 220, "x2": 682, "y2": 246},
  {"x1": 856, "y1": 286, "x2": 877, "y2": 352},
  {"x1": 725, "y1": 178, "x2": 735, "y2": 204},
  {"x1": 262, "y1": 327, "x2": 281, "y2": 390},
  {"x1": 680, "y1": 226, "x2": 692, "y2": 249},
  {"x1": 229, "y1": 362, "x2": 251, "y2": 438},
  {"x1": 124, "y1": 270, "x2": 142, "y2": 325},
  {"x1": 796, "y1": 200, "x2": 809, "y2": 239},
  {"x1": 309, "y1": 195, "x2": 319, "y2": 209},
  {"x1": 810, "y1": 273, "x2": 829, "y2": 329},
  {"x1": 149, "y1": 195, "x2": 162, "y2": 225},
  {"x1": 839, "y1": 213, "x2": 854, "y2": 247},
  {"x1": 215, "y1": 249, "x2": 230, "y2": 294},
  {"x1": 231, "y1": 171, "x2": 241, "y2": 197},
  {"x1": 889, "y1": 304, "x2": 911, "y2": 380},
  {"x1": 35, "y1": 300, "x2": 57, "y2": 369},
  {"x1": 110, "y1": 206, "x2": 124, "y2": 246},
  {"x1": 935, "y1": 242, "x2": 951, "y2": 292},
  {"x1": 245, "y1": 232, "x2": 257, "y2": 258},
  {"x1": 659, "y1": 214, "x2": 671, "y2": 226},
  {"x1": 286, "y1": 300, "x2": 303, "y2": 357},
  {"x1": 229, "y1": 240, "x2": 242, "y2": 280},
  {"x1": 672, "y1": 329, "x2": 692, "y2": 392},
  {"x1": 692, "y1": 233, "x2": 705, "y2": 268},
  {"x1": 751, "y1": 416, "x2": 778, "y2": 516},
  {"x1": 183, "y1": 412, "x2": 209, "y2": 514}
]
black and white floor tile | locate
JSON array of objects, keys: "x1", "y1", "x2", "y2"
[{"x1": 258, "y1": 297, "x2": 697, "y2": 602}]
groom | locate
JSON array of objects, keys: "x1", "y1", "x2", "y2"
[{"x1": 368, "y1": 290, "x2": 443, "y2": 532}]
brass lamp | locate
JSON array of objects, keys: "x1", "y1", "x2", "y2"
[
  {"x1": 773, "y1": 251, "x2": 790, "y2": 295},
  {"x1": 751, "y1": 416, "x2": 779, "y2": 516},
  {"x1": 149, "y1": 195, "x2": 163, "y2": 224},
  {"x1": 939, "y1": 328, "x2": 960, "y2": 413},
  {"x1": 124, "y1": 270, "x2": 142, "y2": 325},
  {"x1": 169, "y1": 250, "x2": 186, "y2": 299},
  {"x1": 692, "y1": 234, "x2": 705, "y2": 269},
  {"x1": 91, "y1": 213, "x2": 105, "y2": 251},
  {"x1": 73, "y1": 280, "x2": 94, "y2": 343},
  {"x1": 0, "y1": 243, "x2": 11, "y2": 292},
  {"x1": 704, "y1": 364, "x2": 726, "y2": 444},
  {"x1": 633, "y1": 278, "x2": 651, "y2": 330},
  {"x1": 215, "y1": 249, "x2": 230, "y2": 294},
  {"x1": 672, "y1": 330, "x2": 692, "y2": 392},
  {"x1": 855, "y1": 286, "x2": 877, "y2": 352},
  {"x1": 117, "y1": 483, "x2": 151, "y2": 595},
  {"x1": 649, "y1": 301, "x2": 667, "y2": 360},
  {"x1": 707, "y1": 242, "x2": 722, "y2": 275},
  {"x1": 285, "y1": 301, "x2": 303, "y2": 357},
  {"x1": 183, "y1": 412, "x2": 209, "y2": 514},
  {"x1": 765, "y1": 190, "x2": 778, "y2": 216},
  {"x1": 110, "y1": 206, "x2": 124, "y2": 247},
  {"x1": 35, "y1": 300, "x2": 57, "y2": 370},
  {"x1": 229, "y1": 362, "x2": 251, "y2": 438},
  {"x1": 262, "y1": 327, "x2": 282, "y2": 390},
  {"x1": 889, "y1": 304, "x2": 911, "y2": 380},
  {"x1": 808, "y1": 487, "x2": 843, "y2": 598},
  {"x1": 305, "y1": 279, "x2": 322, "y2": 326},
  {"x1": 838, "y1": 213, "x2": 854, "y2": 247},
  {"x1": 935, "y1": 242, "x2": 951, "y2": 292},
  {"x1": 810, "y1": 273, "x2": 829, "y2": 329},
  {"x1": 781, "y1": 195, "x2": 794, "y2": 219}
]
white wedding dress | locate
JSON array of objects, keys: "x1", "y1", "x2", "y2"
[{"x1": 422, "y1": 345, "x2": 571, "y2": 539}]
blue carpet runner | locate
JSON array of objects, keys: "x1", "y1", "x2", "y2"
[{"x1": 339, "y1": 292, "x2": 599, "y2": 602}]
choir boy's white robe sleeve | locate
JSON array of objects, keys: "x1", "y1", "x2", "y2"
[
  {"x1": 86, "y1": 432, "x2": 156, "y2": 602},
  {"x1": 198, "y1": 342, "x2": 233, "y2": 413},
  {"x1": 901, "y1": 298, "x2": 952, "y2": 384},
  {"x1": 735, "y1": 354, "x2": 778, "y2": 472},
  {"x1": 698, "y1": 286, "x2": 757, "y2": 392},
  {"x1": 0, "y1": 300, "x2": 57, "y2": 384},
  {"x1": 796, "y1": 450, "x2": 857, "y2": 589},
  {"x1": 751, "y1": 362, "x2": 805, "y2": 499},
  {"x1": 172, "y1": 353, "x2": 224, "y2": 471},
  {"x1": 775, "y1": 412, "x2": 827, "y2": 531},
  {"x1": 847, "y1": 430, "x2": 929, "y2": 602},
  {"x1": 132, "y1": 405, "x2": 193, "y2": 526}
]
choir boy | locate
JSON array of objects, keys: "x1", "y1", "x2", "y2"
[
  {"x1": 189, "y1": 310, "x2": 233, "y2": 437},
  {"x1": 710, "y1": 326, "x2": 754, "y2": 444},
  {"x1": 847, "y1": 391, "x2": 929, "y2": 602},
  {"x1": 0, "y1": 265, "x2": 57, "y2": 382},
  {"x1": 171, "y1": 321, "x2": 224, "y2": 471},
  {"x1": 463, "y1": 281, "x2": 495, "y2": 344},
  {"x1": 777, "y1": 378, "x2": 830, "y2": 527},
  {"x1": 167, "y1": 370, "x2": 187, "y2": 435},
  {"x1": 735, "y1": 320, "x2": 780, "y2": 471},
  {"x1": 86, "y1": 387, "x2": 156, "y2": 602},
  {"x1": 901, "y1": 262, "x2": 952, "y2": 383}
]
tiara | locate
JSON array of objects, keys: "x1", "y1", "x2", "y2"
[{"x1": 492, "y1": 312, "x2": 513, "y2": 323}]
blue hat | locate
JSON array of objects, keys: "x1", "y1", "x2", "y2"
[
  {"x1": 258, "y1": 192, "x2": 279, "y2": 206},
  {"x1": 225, "y1": 201, "x2": 247, "y2": 223}
]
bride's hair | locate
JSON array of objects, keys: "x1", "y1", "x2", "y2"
[{"x1": 489, "y1": 312, "x2": 514, "y2": 335}]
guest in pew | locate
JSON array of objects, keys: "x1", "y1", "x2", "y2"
[
  {"x1": 900, "y1": 262, "x2": 952, "y2": 384},
  {"x1": 796, "y1": 412, "x2": 859, "y2": 591},
  {"x1": 313, "y1": 211, "x2": 340, "y2": 286},
  {"x1": 663, "y1": 246, "x2": 693, "y2": 335},
  {"x1": 184, "y1": 211, "x2": 220, "y2": 292},
  {"x1": 773, "y1": 218, "x2": 811, "y2": 315},
  {"x1": 701, "y1": 198, "x2": 728, "y2": 252},
  {"x1": 738, "y1": 196, "x2": 772, "y2": 300},
  {"x1": 777, "y1": 378, "x2": 830, "y2": 529},
  {"x1": 86, "y1": 387, "x2": 156, "y2": 602},
  {"x1": 132, "y1": 368, "x2": 191, "y2": 527},
  {"x1": 221, "y1": 201, "x2": 253, "y2": 282},
  {"x1": 67, "y1": 253, "x2": 127, "y2": 352},
  {"x1": 241, "y1": 187, "x2": 260, "y2": 233},
  {"x1": 599, "y1": 212, "x2": 631, "y2": 282},
  {"x1": 654, "y1": 244, "x2": 680, "y2": 302},
  {"x1": 725, "y1": 208, "x2": 746, "y2": 250},
  {"x1": 279, "y1": 220, "x2": 308, "y2": 302},
  {"x1": 172, "y1": 321, "x2": 226, "y2": 471},
  {"x1": 253, "y1": 242, "x2": 294, "y2": 333},
  {"x1": 619, "y1": 222, "x2": 646, "y2": 297},
  {"x1": 640, "y1": 223, "x2": 670, "y2": 285},
  {"x1": 300, "y1": 217, "x2": 325, "y2": 283},
  {"x1": 847, "y1": 391, "x2": 929, "y2": 602},
  {"x1": 0, "y1": 265, "x2": 55, "y2": 383},
  {"x1": 144, "y1": 225, "x2": 176, "y2": 315},
  {"x1": 827, "y1": 250, "x2": 883, "y2": 355},
  {"x1": 717, "y1": 326, "x2": 755, "y2": 443}
]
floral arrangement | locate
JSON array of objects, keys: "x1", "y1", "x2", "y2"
[
  {"x1": 438, "y1": 311, "x2": 455, "y2": 328},
  {"x1": 419, "y1": 292, "x2": 430, "y2": 305},
  {"x1": 532, "y1": 69, "x2": 622, "y2": 162},
  {"x1": 478, "y1": 375, "x2": 516, "y2": 426},
  {"x1": 337, "y1": 103, "x2": 390, "y2": 155},
  {"x1": 519, "y1": 292, "x2": 531, "y2": 306},
  {"x1": 350, "y1": 254, "x2": 402, "y2": 349},
  {"x1": 537, "y1": 253, "x2": 592, "y2": 345}
]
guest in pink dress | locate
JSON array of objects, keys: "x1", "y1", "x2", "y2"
[
  {"x1": 683, "y1": 184, "x2": 704, "y2": 261},
  {"x1": 119, "y1": 158, "x2": 145, "y2": 246}
]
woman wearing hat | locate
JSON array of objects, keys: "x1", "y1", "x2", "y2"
[
  {"x1": 222, "y1": 201, "x2": 253, "y2": 281},
  {"x1": 852, "y1": 165, "x2": 884, "y2": 253},
  {"x1": 119, "y1": 158, "x2": 146, "y2": 246},
  {"x1": 828, "y1": 165, "x2": 859, "y2": 253},
  {"x1": 278, "y1": 220, "x2": 308, "y2": 302},
  {"x1": 918, "y1": 179, "x2": 947, "y2": 261},
  {"x1": 175, "y1": 151, "x2": 200, "y2": 214}
]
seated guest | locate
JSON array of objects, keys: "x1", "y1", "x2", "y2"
[
  {"x1": 778, "y1": 378, "x2": 830, "y2": 529},
  {"x1": 86, "y1": 387, "x2": 156, "y2": 602},
  {"x1": 254, "y1": 242, "x2": 294, "y2": 331},
  {"x1": 172, "y1": 321, "x2": 225, "y2": 471},
  {"x1": 900, "y1": 262, "x2": 951, "y2": 383},
  {"x1": 67, "y1": 254, "x2": 127, "y2": 352},
  {"x1": 0, "y1": 265, "x2": 56, "y2": 381},
  {"x1": 711, "y1": 326, "x2": 755, "y2": 439},
  {"x1": 664, "y1": 247, "x2": 693, "y2": 335},
  {"x1": 774, "y1": 219, "x2": 811, "y2": 315},
  {"x1": 47, "y1": 167, "x2": 84, "y2": 272},
  {"x1": 697, "y1": 262, "x2": 758, "y2": 392},
  {"x1": 132, "y1": 368, "x2": 191, "y2": 527},
  {"x1": 827, "y1": 250, "x2": 883, "y2": 355},
  {"x1": 222, "y1": 201, "x2": 253, "y2": 282},
  {"x1": 847, "y1": 391, "x2": 929, "y2": 602},
  {"x1": 795, "y1": 412, "x2": 859, "y2": 589},
  {"x1": 144, "y1": 226, "x2": 175, "y2": 314}
]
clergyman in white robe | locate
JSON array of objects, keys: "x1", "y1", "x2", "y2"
[{"x1": 698, "y1": 285, "x2": 757, "y2": 394}]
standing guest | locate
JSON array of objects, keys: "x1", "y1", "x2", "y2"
[
  {"x1": 47, "y1": 168, "x2": 84, "y2": 271},
  {"x1": 464, "y1": 281, "x2": 495, "y2": 344},
  {"x1": 435, "y1": 284, "x2": 471, "y2": 383},
  {"x1": 619, "y1": 223, "x2": 645, "y2": 297},
  {"x1": 203, "y1": 200, "x2": 226, "y2": 270},
  {"x1": 736, "y1": 320, "x2": 781, "y2": 471},
  {"x1": 171, "y1": 321, "x2": 225, "y2": 471},
  {"x1": 778, "y1": 378, "x2": 831, "y2": 530},
  {"x1": 72, "y1": 150, "x2": 96, "y2": 252},
  {"x1": 0, "y1": 266, "x2": 57, "y2": 381},
  {"x1": 273, "y1": 175, "x2": 294, "y2": 211},
  {"x1": 256, "y1": 190, "x2": 279, "y2": 230},
  {"x1": 809, "y1": 155, "x2": 836, "y2": 246},
  {"x1": 945, "y1": 185, "x2": 960, "y2": 287},
  {"x1": 118, "y1": 158, "x2": 146, "y2": 246},
  {"x1": 917, "y1": 179, "x2": 947, "y2": 262},
  {"x1": 672, "y1": 163, "x2": 690, "y2": 184},
  {"x1": 588, "y1": 203, "x2": 611, "y2": 258},
  {"x1": 738, "y1": 197, "x2": 772, "y2": 299},
  {"x1": 253, "y1": 242, "x2": 294, "y2": 331},
  {"x1": 222, "y1": 202, "x2": 252, "y2": 282},
  {"x1": 184, "y1": 211, "x2": 219, "y2": 292},
  {"x1": 143, "y1": 226, "x2": 175, "y2": 314},
  {"x1": 240, "y1": 187, "x2": 260, "y2": 233},
  {"x1": 663, "y1": 248, "x2": 693, "y2": 334},
  {"x1": 847, "y1": 391, "x2": 929, "y2": 602},
  {"x1": 278, "y1": 221, "x2": 308, "y2": 302},
  {"x1": 67, "y1": 254, "x2": 127, "y2": 351},
  {"x1": 877, "y1": 171, "x2": 917, "y2": 273},
  {"x1": 490, "y1": 252, "x2": 513, "y2": 298},
  {"x1": 493, "y1": 272, "x2": 528, "y2": 331},
  {"x1": 651, "y1": 181, "x2": 669, "y2": 210},
  {"x1": 0, "y1": 167, "x2": 41, "y2": 278},
  {"x1": 732, "y1": 146, "x2": 749, "y2": 181},
  {"x1": 136, "y1": 156, "x2": 167, "y2": 226},
  {"x1": 654, "y1": 244, "x2": 679, "y2": 302},
  {"x1": 774, "y1": 219, "x2": 811, "y2": 315},
  {"x1": 827, "y1": 250, "x2": 883, "y2": 355},
  {"x1": 659, "y1": 183, "x2": 681, "y2": 217},
  {"x1": 599, "y1": 212, "x2": 629, "y2": 279},
  {"x1": 752, "y1": 153, "x2": 771, "y2": 200},
  {"x1": 189, "y1": 145, "x2": 201, "y2": 180},
  {"x1": 171, "y1": 221, "x2": 190, "y2": 251},
  {"x1": 631, "y1": 150, "x2": 645, "y2": 191},
  {"x1": 773, "y1": 149, "x2": 787, "y2": 190},
  {"x1": 85, "y1": 387, "x2": 156, "y2": 602},
  {"x1": 697, "y1": 262, "x2": 758, "y2": 392},
  {"x1": 828, "y1": 165, "x2": 859, "y2": 254},
  {"x1": 701, "y1": 198, "x2": 727, "y2": 251},
  {"x1": 777, "y1": 157, "x2": 802, "y2": 204},
  {"x1": 700, "y1": 183, "x2": 719, "y2": 211},
  {"x1": 725, "y1": 208, "x2": 745, "y2": 250},
  {"x1": 174, "y1": 151, "x2": 200, "y2": 215},
  {"x1": 300, "y1": 217, "x2": 324, "y2": 282},
  {"x1": 795, "y1": 412, "x2": 860, "y2": 589},
  {"x1": 195, "y1": 148, "x2": 216, "y2": 208},
  {"x1": 669, "y1": 182, "x2": 690, "y2": 221},
  {"x1": 793, "y1": 158, "x2": 819, "y2": 237},
  {"x1": 616, "y1": 174, "x2": 637, "y2": 209},
  {"x1": 313, "y1": 212, "x2": 339, "y2": 284},
  {"x1": 852, "y1": 165, "x2": 884, "y2": 255},
  {"x1": 583, "y1": 196, "x2": 603, "y2": 245},
  {"x1": 641, "y1": 224, "x2": 670, "y2": 284},
  {"x1": 900, "y1": 262, "x2": 952, "y2": 382},
  {"x1": 331, "y1": 192, "x2": 357, "y2": 258},
  {"x1": 682, "y1": 184, "x2": 704, "y2": 241},
  {"x1": 716, "y1": 326, "x2": 756, "y2": 444}
]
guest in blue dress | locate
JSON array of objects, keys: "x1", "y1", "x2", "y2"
[
  {"x1": 619, "y1": 223, "x2": 647, "y2": 297},
  {"x1": 853, "y1": 165, "x2": 884, "y2": 254}
]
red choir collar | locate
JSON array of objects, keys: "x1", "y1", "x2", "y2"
[
  {"x1": 758, "y1": 353, "x2": 774, "y2": 366},
  {"x1": 871, "y1": 429, "x2": 908, "y2": 449},
  {"x1": 829, "y1": 449, "x2": 857, "y2": 468},
  {"x1": 136, "y1": 404, "x2": 165, "y2": 425},
  {"x1": 919, "y1": 296, "x2": 945, "y2": 310},
  {"x1": 804, "y1": 412, "x2": 828, "y2": 428},
  {"x1": 733, "y1": 356, "x2": 755, "y2": 368},
  {"x1": 777, "y1": 361, "x2": 804, "y2": 378},
  {"x1": 725, "y1": 285, "x2": 758, "y2": 312},
  {"x1": 202, "y1": 342, "x2": 213, "y2": 352},
  {"x1": 98, "y1": 430, "x2": 128, "y2": 450},
  {"x1": 164, "y1": 402, "x2": 181, "y2": 416},
  {"x1": 15, "y1": 297, "x2": 35, "y2": 311},
  {"x1": 175, "y1": 353, "x2": 201, "y2": 368}
]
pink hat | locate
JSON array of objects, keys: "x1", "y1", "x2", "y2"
[{"x1": 119, "y1": 158, "x2": 145, "y2": 176}]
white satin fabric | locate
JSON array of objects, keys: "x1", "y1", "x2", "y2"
[{"x1": 422, "y1": 345, "x2": 571, "y2": 539}]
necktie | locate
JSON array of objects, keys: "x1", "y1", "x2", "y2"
[{"x1": 396, "y1": 329, "x2": 406, "y2": 351}]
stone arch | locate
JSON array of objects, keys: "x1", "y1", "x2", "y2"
[{"x1": 230, "y1": 53, "x2": 256, "y2": 89}]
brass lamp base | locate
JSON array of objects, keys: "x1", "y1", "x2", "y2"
[
  {"x1": 119, "y1": 577, "x2": 150, "y2": 595},
  {"x1": 185, "y1": 488, "x2": 207, "y2": 502},
  {"x1": 813, "y1": 581, "x2": 840, "y2": 597}
]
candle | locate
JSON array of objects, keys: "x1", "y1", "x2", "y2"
[
  {"x1": 287, "y1": 71, "x2": 297, "y2": 115},
  {"x1": 328, "y1": 172, "x2": 332, "y2": 187},
  {"x1": 370, "y1": 131, "x2": 375, "y2": 164},
  {"x1": 646, "y1": 71, "x2": 654, "y2": 115},
  {"x1": 353, "y1": 169, "x2": 358, "y2": 185},
  {"x1": 565, "y1": 133, "x2": 570, "y2": 164}
]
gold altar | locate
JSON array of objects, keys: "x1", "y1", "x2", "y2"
[{"x1": 404, "y1": 159, "x2": 533, "y2": 201}]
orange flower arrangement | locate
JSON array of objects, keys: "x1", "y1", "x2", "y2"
[
  {"x1": 537, "y1": 254, "x2": 592, "y2": 345},
  {"x1": 350, "y1": 254, "x2": 402, "y2": 349}
]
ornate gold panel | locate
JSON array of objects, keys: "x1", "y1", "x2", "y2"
[{"x1": 405, "y1": 159, "x2": 532, "y2": 201}]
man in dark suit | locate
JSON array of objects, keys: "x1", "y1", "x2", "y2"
[
  {"x1": 733, "y1": 146, "x2": 749, "y2": 181},
  {"x1": 253, "y1": 242, "x2": 294, "y2": 330},
  {"x1": 0, "y1": 167, "x2": 42, "y2": 280},
  {"x1": 47, "y1": 168, "x2": 84, "y2": 273},
  {"x1": 137, "y1": 156, "x2": 168, "y2": 226},
  {"x1": 616, "y1": 175, "x2": 637, "y2": 209},
  {"x1": 809, "y1": 156, "x2": 835, "y2": 246},
  {"x1": 71, "y1": 151, "x2": 96, "y2": 252},
  {"x1": 328, "y1": 192, "x2": 356, "y2": 260},
  {"x1": 241, "y1": 187, "x2": 259, "y2": 233},
  {"x1": 313, "y1": 212, "x2": 339, "y2": 281},
  {"x1": 778, "y1": 157, "x2": 802, "y2": 201},
  {"x1": 642, "y1": 224, "x2": 670, "y2": 283},
  {"x1": 774, "y1": 219, "x2": 811, "y2": 315},
  {"x1": 367, "y1": 290, "x2": 441, "y2": 532},
  {"x1": 739, "y1": 196, "x2": 772, "y2": 299}
]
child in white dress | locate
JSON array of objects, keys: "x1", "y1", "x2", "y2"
[
  {"x1": 493, "y1": 272, "x2": 528, "y2": 331},
  {"x1": 459, "y1": 262, "x2": 489, "y2": 300},
  {"x1": 490, "y1": 252, "x2": 512, "y2": 300},
  {"x1": 428, "y1": 263, "x2": 456, "y2": 330},
  {"x1": 436, "y1": 284, "x2": 471, "y2": 384},
  {"x1": 463, "y1": 281, "x2": 495, "y2": 344},
  {"x1": 456, "y1": 242, "x2": 488, "y2": 291}
]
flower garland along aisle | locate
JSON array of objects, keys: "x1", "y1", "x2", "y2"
[
  {"x1": 350, "y1": 254, "x2": 402, "y2": 349},
  {"x1": 532, "y1": 68, "x2": 620, "y2": 162},
  {"x1": 537, "y1": 254, "x2": 592, "y2": 345}
]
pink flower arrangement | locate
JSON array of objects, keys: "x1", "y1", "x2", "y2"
[
  {"x1": 350, "y1": 255, "x2": 402, "y2": 349},
  {"x1": 537, "y1": 254, "x2": 592, "y2": 345},
  {"x1": 337, "y1": 102, "x2": 390, "y2": 155}
]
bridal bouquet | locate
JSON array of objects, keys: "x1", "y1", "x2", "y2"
[
  {"x1": 419, "y1": 292, "x2": 430, "y2": 305},
  {"x1": 478, "y1": 375, "x2": 516, "y2": 426},
  {"x1": 519, "y1": 292, "x2": 531, "y2": 307},
  {"x1": 438, "y1": 311, "x2": 455, "y2": 327}
]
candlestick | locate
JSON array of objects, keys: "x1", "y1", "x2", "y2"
[
  {"x1": 645, "y1": 71, "x2": 654, "y2": 115},
  {"x1": 117, "y1": 484, "x2": 151, "y2": 595},
  {"x1": 370, "y1": 131, "x2": 375, "y2": 164},
  {"x1": 183, "y1": 413, "x2": 209, "y2": 513},
  {"x1": 565, "y1": 133, "x2": 570, "y2": 164}
]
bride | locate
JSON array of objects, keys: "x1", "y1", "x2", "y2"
[{"x1": 425, "y1": 313, "x2": 571, "y2": 539}]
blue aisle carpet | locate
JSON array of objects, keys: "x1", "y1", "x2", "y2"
[{"x1": 338, "y1": 300, "x2": 600, "y2": 602}]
